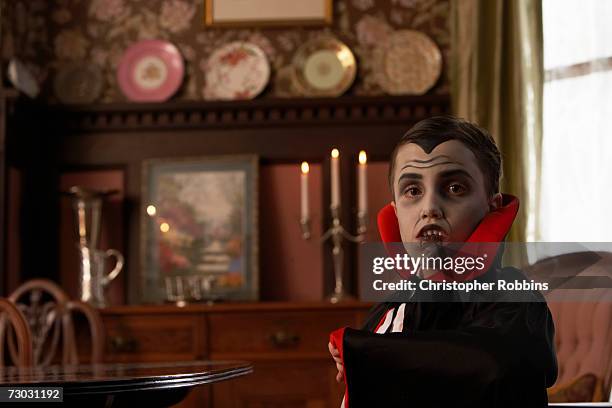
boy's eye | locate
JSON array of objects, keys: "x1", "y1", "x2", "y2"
[
  {"x1": 403, "y1": 186, "x2": 422, "y2": 198},
  {"x1": 447, "y1": 183, "x2": 467, "y2": 195}
]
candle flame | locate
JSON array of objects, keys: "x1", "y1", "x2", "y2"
[
  {"x1": 331, "y1": 148, "x2": 339, "y2": 158},
  {"x1": 301, "y1": 161, "x2": 309, "y2": 174},
  {"x1": 359, "y1": 150, "x2": 367, "y2": 165},
  {"x1": 146, "y1": 205, "x2": 157, "y2": 216},
  {"x1": 160, "y1": 222, "x2": 170, "y2": 233}
]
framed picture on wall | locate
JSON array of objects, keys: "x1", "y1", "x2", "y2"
[
  {"x1": 140, "y1": 155, "x2": 258, "y2": 303},
  {"x1": 204, "y1": 0, "x2": 333, "y2": 27}
]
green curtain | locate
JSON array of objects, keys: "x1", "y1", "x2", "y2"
[{"x1": 450, "y1": 0, "x2": 543, "y2": 260}]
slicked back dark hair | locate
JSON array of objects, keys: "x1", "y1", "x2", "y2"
[{"x1": 388, "y1": 116, "x2": 502, "y2": 198}]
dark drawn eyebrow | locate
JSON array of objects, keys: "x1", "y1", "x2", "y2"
[
  {"x1": 396, "y1": 168, "x2": 475, "y2": 188},
  {"x1": 397, "y1": 173, "x2": 423, "y2": 185}
]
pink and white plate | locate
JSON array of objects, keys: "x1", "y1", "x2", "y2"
[
  {"x1": 203, "y1": 42, "x2": 270, "y2": 100},
  {"x1": 117, "y1": 39, "x2": 184, "y2": 102}
]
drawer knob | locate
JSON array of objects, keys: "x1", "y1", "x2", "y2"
[
  {"x1": 110, "y1": 336, "x2": 138, "y2": 353},
  {"x1": 269, "y1": 330, "x2": 300, "y2": 348}
]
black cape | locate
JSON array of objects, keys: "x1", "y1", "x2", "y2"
[{"x1": 333, "y1": 266, "x2": 558, "y2": 408}]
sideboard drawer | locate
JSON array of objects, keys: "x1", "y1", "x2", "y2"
[
  {"x1": 208, "y1": 310, "x2": 355, "y2": 355},
  {"x1": 104, "y1": 314, "x2": 206, "y2": 362}
]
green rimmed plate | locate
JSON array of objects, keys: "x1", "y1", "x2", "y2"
[{"x1": 292, "y1": 37, "x2": 356, "y2": 97}]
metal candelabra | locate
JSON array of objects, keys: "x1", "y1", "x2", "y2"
[{"x1": 301, "y1": 205, "x2": 367, "y2": 303}]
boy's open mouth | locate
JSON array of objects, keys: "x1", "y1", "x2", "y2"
[{"x1": 416, "y1": 224, "x2": 449, "y2": 244}]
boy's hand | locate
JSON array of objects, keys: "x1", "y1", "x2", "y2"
[{"x1": 328, "y1": 341, "x2": 344, "y2": 383}]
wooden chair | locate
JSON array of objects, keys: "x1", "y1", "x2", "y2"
[
  {"x1": 0, "y1": 298, "x2": 33, "y2": 367},
  {"x1": 8, "y1": 279, "x2": 104, "y2": 366}
]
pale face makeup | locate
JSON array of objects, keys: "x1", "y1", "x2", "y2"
[{"x1": 391, "y1": 140, "x2": 501, "y2": 247}]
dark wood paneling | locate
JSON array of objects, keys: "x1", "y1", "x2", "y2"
[
  {"x1": 259, "y1": 164, "x2": 324, "y2": 301},
  {"x1": 6, "y1": 97, "x2": 60, "y2": 286},
  {"x1": 44, "y1": 95, "x2": 450, "y2": 133},
  {"x1": 7, "y1": 95, "x2": 450, "y2": 301}
]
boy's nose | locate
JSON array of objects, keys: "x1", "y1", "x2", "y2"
[
  {"x1": 421, "y1": 207, "x2": 443, "y2": 219},
  {"x1": 420, "y1": 194, "x2": 443, "y2": 220}
]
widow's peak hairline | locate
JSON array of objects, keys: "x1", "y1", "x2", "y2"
[{"x1": 387, "y1": 117, "x2": 502, "y2": 198}]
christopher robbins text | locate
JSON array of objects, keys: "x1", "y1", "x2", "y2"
[{"x1": 372, "y1": 279, "x2": 549, "y2": 292}]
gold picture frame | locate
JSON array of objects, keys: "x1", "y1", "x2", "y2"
[{"x1": 204, "y1": 0, "x2": 333, "y2": 27}]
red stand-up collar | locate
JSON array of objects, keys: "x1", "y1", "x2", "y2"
[{"x1": 377, "y1": 194, "x2": 519, "y2": 281}]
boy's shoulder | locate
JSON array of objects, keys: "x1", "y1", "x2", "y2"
[{"x1": 360, "y1": 302, "x2": 394, "y2": 331}]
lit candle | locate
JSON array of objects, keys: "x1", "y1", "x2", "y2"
[
  {"x1": 331, "y1": 148, "x2": 340, "y2": 208},
  {"x1": 301, "y1": 161, "x2": 309, "y2": 220},
  {"x1": 358, "y1": 150, "x2": 367, "y2": 215}
]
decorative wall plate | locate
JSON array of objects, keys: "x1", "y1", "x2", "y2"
[
  {"x1": 7, "y1": 59, "x2": 39, "y2": 98},
  {"x1": 117, "y1": 39, "x2": 184, "y2": 102},
  {"x1": 373, "y1": 30, "x2": 442, "y2": 95},
  {"x1": 203, "y1": 42, "x2": 270, "y2": 100},
  {"x1": 292, "y1": 37, "x2": 356, "y2": 97},
  {"x1": 54, "y1": 64, "x2": 103, "y2": 104}
]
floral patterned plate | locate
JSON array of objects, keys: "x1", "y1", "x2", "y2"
[
  {"x1": 117, "y1": 39, "x2": 184, "y2": 102},
  {"x1": 373, "y1": 30, "x2": 442, "y2": 95},
  {"x1": 292, "y1": 37, "x2": 356, "y2": 97},
  {"x1": 54, "y1": 63, "x2": 103, "y2": 104},
  {"x1": 203, "y1": 42, "x2": 270, "y2": 100}
]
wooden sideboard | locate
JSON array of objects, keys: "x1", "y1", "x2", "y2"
[{"x1": 96, "y1": 301, "x2": 373, "y2": 408}]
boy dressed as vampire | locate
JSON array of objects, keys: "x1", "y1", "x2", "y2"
[{"x1": 329, "y1": 116, "x2": 557, "y2": 407}]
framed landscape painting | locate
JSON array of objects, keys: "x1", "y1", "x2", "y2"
[
  {"x1": 140, "y1": 155, "x2": 258, "y2": 303},
  {"x1": 204, "y1": 0, "x2": 333, "y2": 27}
]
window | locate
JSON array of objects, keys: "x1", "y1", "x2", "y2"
[{"x1": 538, "y1": 0, "x2": 612, "y2": 242}]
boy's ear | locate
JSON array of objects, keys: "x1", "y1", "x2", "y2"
[{"x1": 488, "y1": 193, "x2": 503, "y2": 211}]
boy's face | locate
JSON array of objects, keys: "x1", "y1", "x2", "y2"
[{"x1": 391, "y1": 140, "x2": 501, "y2": 244}]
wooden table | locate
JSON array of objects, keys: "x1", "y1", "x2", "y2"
[{"x1": 0, "y1": 360, "x2": 252, "y2": 407}]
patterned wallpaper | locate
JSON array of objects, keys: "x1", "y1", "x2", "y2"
[{"x1": 4, "y1": 0, "x2": 449, "y2": 103}]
